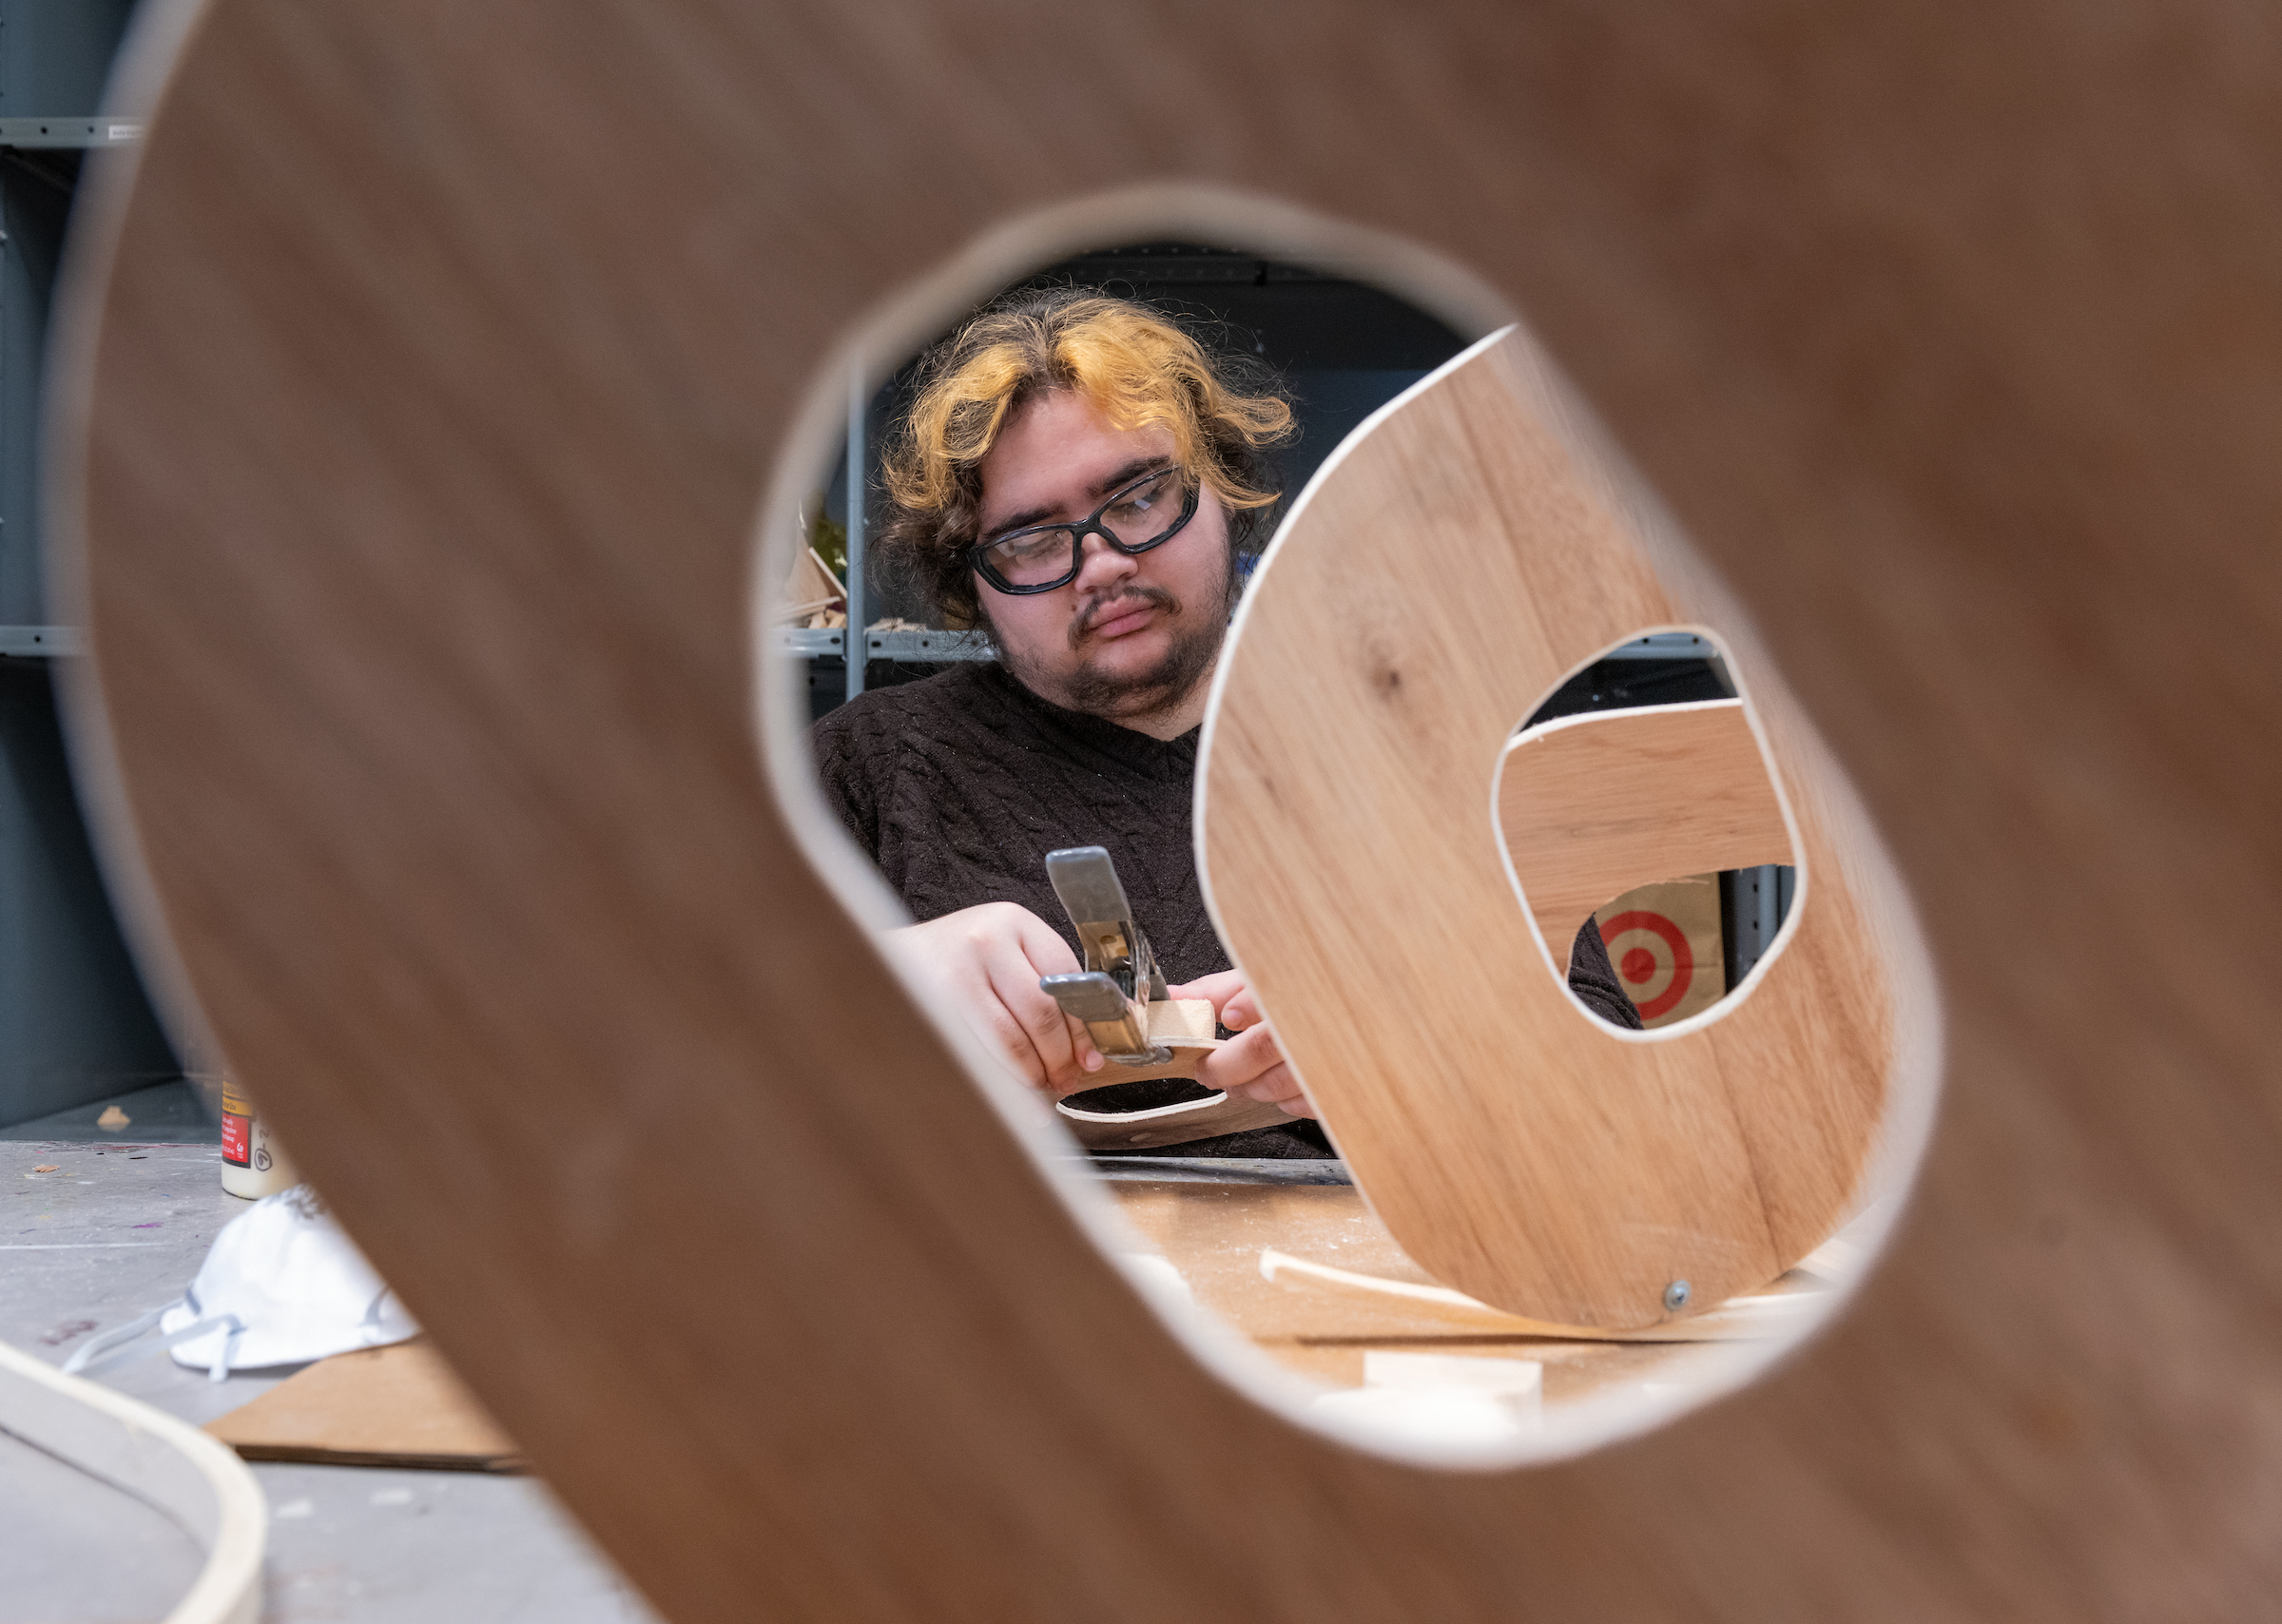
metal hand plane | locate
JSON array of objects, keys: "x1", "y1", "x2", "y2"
[{"x1": 1039, "y1": 846, "x2": 1171, "y2": 1065}]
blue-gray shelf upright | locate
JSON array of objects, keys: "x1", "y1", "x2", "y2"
[{"x1": 0, "y1": 0, "x2": 180, "y2": 1128}]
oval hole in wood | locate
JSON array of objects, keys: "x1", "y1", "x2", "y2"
[
  {"x1": 755, "y1": 195, "x2": 1937, "y2": 1469},
  {"x1": 1495, "y1": 629, "x2": 1805, "y2": 1034}
]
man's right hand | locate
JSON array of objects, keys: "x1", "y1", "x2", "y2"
[{"x1": 882, "y1": 902, "x2": 1107, "y2": 1097}]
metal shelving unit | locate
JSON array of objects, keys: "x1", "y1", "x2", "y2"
[
  {"x1": 0, "y1": 0, "x2": 180, "y2": 1129},
  {"x1": 786, "y1": 628, "x2": 1719, "y2": 667},
  {"x1": 781, "y1": 625, "x2": 991, "y2": 664},
  {"x1": 0, "y1": 622, "x2": 79, "y2": 654}
]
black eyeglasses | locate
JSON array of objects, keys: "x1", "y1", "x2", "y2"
[{"x1": 968, "y1": 465, "x2": 1199, "y2": 595}]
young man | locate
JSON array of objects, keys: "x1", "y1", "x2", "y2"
[{"x1": 813, "y1": 289, "x2": 1638, "y2": 1157}]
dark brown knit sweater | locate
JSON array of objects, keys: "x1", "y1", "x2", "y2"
[{"x1": 812, "y1": 662, "x2": 1641, "y2": 1156}]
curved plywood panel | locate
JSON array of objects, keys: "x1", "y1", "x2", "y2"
[
  {"x1": 0, "y1": 1339, "x2": 265, "y2": 1624},
  {"x1": 1050, "y1": 999, "x2": 1296, "y2": 1149},
  {"x1": 1201, "y1": 333, "x2": 1895, "y2": 1328},
  {"x1": 1497, "y1": 697, "x2": 1795, "y2": 965},
  {"x1": 51, "y1": 0, "x2": 2282, "y2": 1617}
]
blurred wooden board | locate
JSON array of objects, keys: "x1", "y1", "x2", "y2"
[
  {"x1": 775, "y1": 545, "x2": 845, "y2": 624},
  {"x1": 61, "y1": 0, "x2": 2282, "y2": 1617},
  {"x1": 1200, "y1": 332, "x2": 1902, "y2": 1328},
  {"x1": 206, "y1": 1341, "x2": 523, "y2": 1472}
]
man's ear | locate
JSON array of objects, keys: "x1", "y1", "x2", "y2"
[{"x1": 1220, "y1": 533, "x2": 1250, "y2": 618}]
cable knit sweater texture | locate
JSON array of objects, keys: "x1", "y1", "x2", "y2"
[{"x1": 812, "y1": 662, "x2": 1642, "y2": 1156}]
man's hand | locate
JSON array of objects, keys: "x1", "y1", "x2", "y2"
[
  {"x1": 1167, "y1": 970, "x2": 1317, "y2": 1120},
  {"x1": 883, "y1": 902, "x2": 1106, "y2": 1096}
]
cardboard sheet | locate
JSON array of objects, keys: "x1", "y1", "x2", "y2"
[{"x1": 206, "y1": 1339, "x2": 524, "y2": 1472}]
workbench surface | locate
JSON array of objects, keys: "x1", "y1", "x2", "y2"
[{"x1": 1094, "y1": 1157, "x2": 1708, "y2": 1402}]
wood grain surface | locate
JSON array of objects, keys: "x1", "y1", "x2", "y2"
[
  {"x1": 1202, "y1": 332, "x2": 1900, "y2": 1327},
  {"x1": 51, "y1": 0, "x2": 2282, "y2": 1616},
  {"x1": 1498, "y1": 698, "x2": 1795, "y2": 961}
]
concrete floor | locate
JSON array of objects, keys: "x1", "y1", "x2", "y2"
[
  {"x1": 2, "y1": 1124, "x2": 661, "y2": 1624},
  {"x1": 2, "y1": 1092, "x2": 1363, "y2": 1622}
]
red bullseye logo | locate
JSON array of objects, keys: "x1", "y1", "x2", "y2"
[{"x1": 1597, "y1": 909, "x2": 1692, "y2": 1021}]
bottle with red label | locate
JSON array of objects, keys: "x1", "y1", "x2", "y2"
[{"x1": 219, "y1": 1078, "x2": 299, "y2": 1199}]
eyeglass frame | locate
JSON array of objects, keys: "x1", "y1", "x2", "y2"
[{"x1": 965, "y1": 464, "x2": 1201, "y2": 596}]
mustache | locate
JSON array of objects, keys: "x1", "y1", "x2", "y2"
[{"x1": 1069, "y1": 585, "x2": 1179, "y2": 648}]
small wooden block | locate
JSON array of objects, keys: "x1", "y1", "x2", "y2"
[
  {"x1": 1053, "y1": 998, "x2": 1220, "y2": 1093},
  {"x1": 1145, "y1": 998, "x2": 1217, "y2": 1044}
]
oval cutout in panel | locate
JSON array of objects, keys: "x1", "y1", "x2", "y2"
[
  {"x1": 1496, "y1": 667, "x2": 1800, "y2": 1033},
  {"x1": 777, "y1": 226, "x2": 1931, "y2": 1463}
]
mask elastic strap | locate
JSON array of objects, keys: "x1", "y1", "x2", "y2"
[
  {"x1": 59, "y1": 1304, "x2": 171, "y2": 1376},
  {"x1": 61, "y1": 1304, "x2": 243, "y2": 1381}
]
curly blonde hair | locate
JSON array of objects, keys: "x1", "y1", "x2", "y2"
[{"x1": 875, "y1": 288, "x2": 1295, "y2": 629}]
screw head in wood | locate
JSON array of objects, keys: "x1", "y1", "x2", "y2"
[{"x1": 1663, "y1": 1280, "x2": 1691, "y2": 1312}]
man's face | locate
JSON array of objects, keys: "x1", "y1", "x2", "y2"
[{"x1": 973, "y1": 389, "x2": 1235, "y2": 725}]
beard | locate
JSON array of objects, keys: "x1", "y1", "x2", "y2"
[{"x1": 992, "y1": 550, "x2": 1238, "y2": 725}]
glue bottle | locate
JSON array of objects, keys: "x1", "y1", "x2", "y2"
[{"x1": 219, "y1": 1078, "x2": 299, "y2": 1199}]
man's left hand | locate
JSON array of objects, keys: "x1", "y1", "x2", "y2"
[{"x1": 1166, "y1": 970, "x2": 1317, "y2": 1120}]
